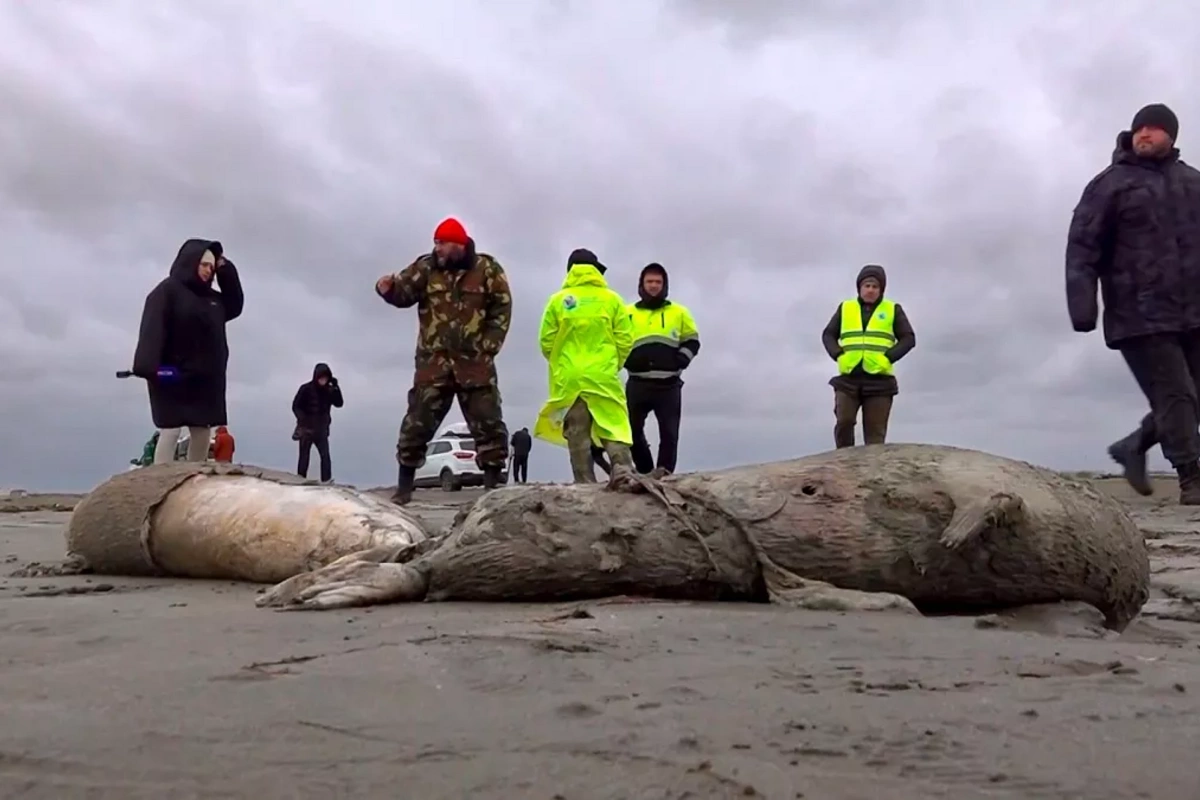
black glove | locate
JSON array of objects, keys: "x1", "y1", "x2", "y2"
[
  {"x1": 328, "y1": 376, "x2": 338, "y2": 388},
  {"x1": 675, "y1": 351, "x2": 691, "y2": 370},
  {"x1": 1072, "y1": 318, "x2": 1097, "y2": 333}
]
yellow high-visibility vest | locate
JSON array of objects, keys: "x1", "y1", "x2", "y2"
[{"x1": 837, "y1": 298, "x2": 896, "y2": 376}]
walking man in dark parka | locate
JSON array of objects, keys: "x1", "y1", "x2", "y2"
[
  {"x1": 292, "y1": 362, "x2": 344, "y2": 483},
  {"x1": 1067, "y1": 103, "x2": 1200, "y2": 504}
]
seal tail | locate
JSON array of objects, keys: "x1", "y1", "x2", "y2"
[{"x1": 940, "y1": 492, "x2": 1025, "y2": 550}]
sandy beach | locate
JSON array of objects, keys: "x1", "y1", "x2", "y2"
[{"x1": 3, "y1": 479, "x2": 1200, "y2": 798}]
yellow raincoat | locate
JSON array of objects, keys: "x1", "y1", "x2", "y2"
[{"x1": 534, "y1": 263, "x2": 634, "y2": 447}]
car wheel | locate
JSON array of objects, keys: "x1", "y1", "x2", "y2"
[{"x1": 440, "y1": 469, "x2": 461, "y2": 492}]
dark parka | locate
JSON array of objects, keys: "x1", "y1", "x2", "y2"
[
  {"x1": 1066, "y1": 131, "x2": 1200, "y2": 348},
  {"x1": 510, "y1": 427, "x2": 532, "y2": 457},
  {"x1": 821, "y1": 265, "x2": 916, "y2": 397},
  {"x1": 132, "y1": 239, "x2": 244, "y2": 429},
  {"x1": 292, "y1": 362, "x2": 344, "y2": 435}
]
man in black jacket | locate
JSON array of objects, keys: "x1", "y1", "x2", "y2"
[
  {"x1": 292, "y1": 362, "x2": 344, "y2": 483},
  {"x1": 1067, "y1": 103, "x2": 1200, "y2": 505},
  {"x1": 821, "y1": 264, "x2": 916, "y2": 448},
  {"x1": 509, "y1": 427, "x2": 532, "y2": 483}
]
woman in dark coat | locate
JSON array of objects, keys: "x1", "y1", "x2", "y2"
[{"x1": 132, "y1": 239, "x2": 244, "y2": 464}]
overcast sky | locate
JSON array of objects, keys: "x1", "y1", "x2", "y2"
[{"x1": 1, "y1": 0, "x2": 1196, "y2": 491}]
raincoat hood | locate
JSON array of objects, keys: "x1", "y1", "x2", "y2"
[
  {"x1": 562, "y1": 263, "x2": 610, "y2": 288},
  {"x1": 313, "y1": 362, "x2": 333, "y2": 381}
]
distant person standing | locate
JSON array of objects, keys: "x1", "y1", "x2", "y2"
[
  {"x1": 510, "y1": 427, "x2": 532, "y2": 483},
  {"x1": 1067, "y1": 103, "x2": 1200, "y2": 504},
  {"x1": 535, "y1": 248, "x2": 635, "y2": 483},
  {"x1": 292, "y1": 362, "x2": 344, "y2": 483},
  {"x1": 211, "y1": 425, "x2": 235, "y2": 463},
  {"x1": 821, "y1": 264, "x2": 916, "y2": 448},
  {"x1": 375, "y1": 217, "x2": 513, "y2": 505},
  {"x1": 132, "y1": 239, "x2": 244, "y2": 464},
  {"x1": 624, "y1": 262, "x2": 701, "y2": 476}
]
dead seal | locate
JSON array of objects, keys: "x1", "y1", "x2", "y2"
[
  {"x1": 65, "y1": 462, "x2": 427, "y2": 583},
  {"x1": 258, "y1": 444, "x2": 1150, "y2": 630}
]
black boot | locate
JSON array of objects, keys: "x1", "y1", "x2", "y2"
[
  {"x1": 1108, "y1": 429, "x2": 1153, "y2": 497},
  {"x1": 1176, "y1": 461, "x2": 1200, "y2": 506},
  {"x1": 483, "y1": 465, "x2": 504, "y2": 490},
  {"x1": 391, "y1": 464, "x2": 415, "y2": 506}
]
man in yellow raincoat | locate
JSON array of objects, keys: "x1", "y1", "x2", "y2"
[{"x1": 535, "y1": 248, "x2": 635, "y2": 483}]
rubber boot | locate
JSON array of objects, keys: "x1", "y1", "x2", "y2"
[
  {"x1": 1107, "y1": 422, "x2": 1154, "y2": 497},
  {"x1": 1177, "y1": 461, "x2": 1200, "y2": 506},
  {"x1": 483, "y1": 465, "x2": 504, "y2": 490},
  {"x1": 391, "y1": 464, "x2": 416, "y2": 506}
]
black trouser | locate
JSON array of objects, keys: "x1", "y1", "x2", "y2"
[
  {"x1": 298, "y1": 430, "x2": 332, "y2": 482},
  {"x1": 511, "y1": 454, "x2": 528, "y2": 483},
  {"x1": 627, "y1": 378, "x2": 683, "y2": 474},
  {"x1": 1119, "y1": 331, "x2": 1200, "y2": 467}
]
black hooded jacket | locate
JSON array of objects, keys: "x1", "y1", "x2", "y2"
[
  {"x1": 292, "y1": 362, "x2": 344, "y2": 435},
  {"x1": 1065, "y1": 130, "x2": 1200, "y2": 347},
  {"x1": 820, "y1": 264, "x2": 915, "y2": 396},
  {"x1": 132, "y1": 238, "x2": 244, "y2": 428}
]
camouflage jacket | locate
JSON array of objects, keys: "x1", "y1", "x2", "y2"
[{"x1": 382, "y1": 246, "x2": 512, "y2": 387}]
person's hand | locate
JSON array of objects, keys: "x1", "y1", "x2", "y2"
[
  {"x1": 328, "y1": 376, "x2": 338, "y2": 388},
  {"x1": 216, "y1": 255, "x2": 227, "y2": 270},
  {"x1": 376, "y1": 274, "x2": 394, "y2": 296}
]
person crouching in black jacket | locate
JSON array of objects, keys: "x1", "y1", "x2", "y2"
[{"x1": 292, "y1": 362, "x2": 344, "y2": 483}]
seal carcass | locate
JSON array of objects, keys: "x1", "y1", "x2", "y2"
[
  {"x1": 259, "y1": 443, "x2": 1150, "y2": 630},
  {"x1": 65, "y1": 462, "x2": 428, "y2": 583}
]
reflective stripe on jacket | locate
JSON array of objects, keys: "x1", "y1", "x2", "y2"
[
  {"x1": 837, "y1": 298, "x2": 896, "y2": 376},
  {"x1": 624, "y1": 302, "x2": 700, "y2": 380}
]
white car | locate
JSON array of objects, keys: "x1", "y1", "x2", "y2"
[{"x1": 413, "y1": 430, "x2": 508, "y2": 491}]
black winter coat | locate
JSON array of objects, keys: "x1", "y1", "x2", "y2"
[
  {"x1": 292, "y1": 362, "x2": 344, "y2": 435},
  {"x1": 1066, "y1": 131, "x2": 1200, "y2": 348},
  {"x1": 132, "y1": 239, "x2": 244, "y2": 428}
]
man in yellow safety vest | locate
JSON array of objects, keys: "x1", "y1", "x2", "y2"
[{"x1": 820, "y1": 264, "x2": 916, "y2": 448}]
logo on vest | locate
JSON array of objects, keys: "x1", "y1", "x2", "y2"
[
  {"x1": 670, "y1": 328, "x2": 679, "y2": 339},
  {"x1": 562, "y1": 294, "x2": 577, "y2": 310},
  {"x1": 876, "y1": 311, "x2": 888, "y2": 320}
]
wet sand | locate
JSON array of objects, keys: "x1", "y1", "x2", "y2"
[{"x1": 3, "y1": 483, "x2": 1200, "y2": 798}]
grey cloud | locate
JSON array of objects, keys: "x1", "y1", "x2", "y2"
[{"x1": 0, "y1": 0, "x2": 1191, "y2": 491}]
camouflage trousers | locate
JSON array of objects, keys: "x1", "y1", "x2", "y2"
[
  {"x1": 397, "y1": 382, "x2": 508, "y2": 470},
  {"x1": 563, "y1": 398, "x2": 632, "y2": 483}
]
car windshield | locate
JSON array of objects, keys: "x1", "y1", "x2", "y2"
[{"x1": 454, "y1": 439, "x2": 476, "y2": 452}]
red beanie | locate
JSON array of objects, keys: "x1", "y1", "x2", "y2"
[{"x1": 433, "y1": 217, "x2": 469, "y2": 245}]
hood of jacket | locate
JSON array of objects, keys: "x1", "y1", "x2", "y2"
[
  {"x1": 1113, "y1": 130, "x2": 1181, "y2": 167},
  {"x1": 856, "y1": 264, "x2": 887, "y2": 297},
  {"x1": 562, "y1": 263, "x2": 610, "y2": 289},
  {"x1": 170, "y1": 238, "x2": 223, "y2": 290},
  {"x1": 636, "y1": 262, "x2": 670, "y2": 309},
  {"x1": 312, "y1": 362, "x2": 333, "y2": 381}
]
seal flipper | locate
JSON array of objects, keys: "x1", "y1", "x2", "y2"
[{"x1": 940, "y1": 492, "x2": 1025, "y2": 551}]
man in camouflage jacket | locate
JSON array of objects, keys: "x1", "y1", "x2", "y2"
[
  {"x1": 375, "y1": 217, "x2": 513, "y2": 504},
  {"x1": 1067, "y1": 103, "x2": 1200, "y2": 505}
]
